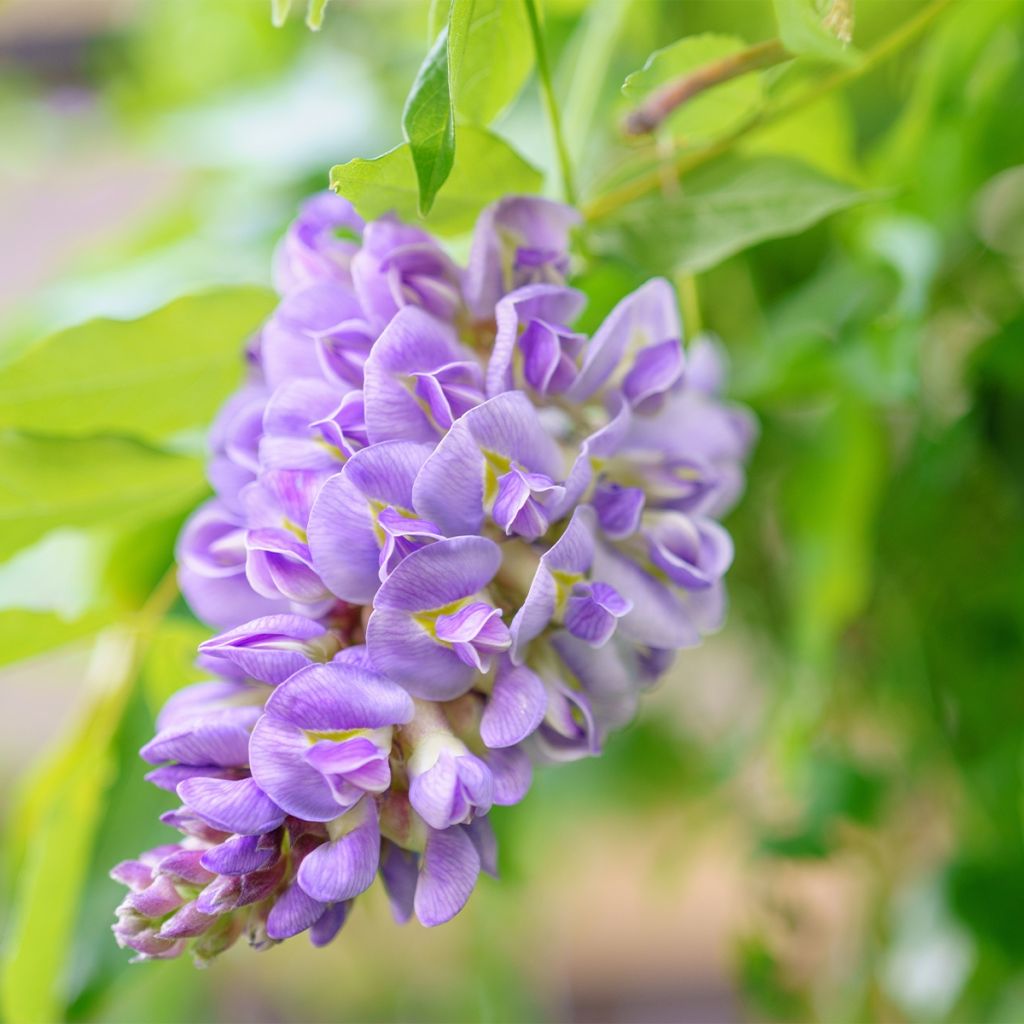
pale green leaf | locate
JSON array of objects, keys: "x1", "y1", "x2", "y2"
[
  {"x1": 622, "y1": 34, "x2": 765, "y2": 142},
  {"x1": 0, "y1": 434, "x2": 204, "y2": 561},
  {"x1": 0, "y1": 287, "x2": 275, "y2": 442},
  {"x1": 594, "y1": 156, "x2": 879, "y2": 275},
  {"x1": 773, "y1": 0, "x2": 858, "y2": 66},
  {"x1": 742, "y1": 69, "x2": 857, "y2": 181},
  {"x1": 1, "y1": 628, "x2": 140, "y2": 1024},
  {"x1": 449, "y1": 0, "x2": 533, "y2": 124},
  {"x1": 330, "y1": 126, "x2": 542, "y2": 235}
]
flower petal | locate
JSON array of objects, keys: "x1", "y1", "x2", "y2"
[{"x1": 414, "y1": 826, "x2": 480, "y2": 928}]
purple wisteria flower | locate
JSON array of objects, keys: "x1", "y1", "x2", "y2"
[{"x1": 113, "y1": 191, "x2": 754, "y2": 962}]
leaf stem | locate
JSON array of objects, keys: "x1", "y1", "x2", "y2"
[
  {"x1": 623, "y1": 38, "x2": 790, "y2": 137},
  {"x1": 523, "y1": 0, "x2": 578, "y2": 206},
  {"x1": 584, "y1": 0, "x2": 956, "y2": 221}
]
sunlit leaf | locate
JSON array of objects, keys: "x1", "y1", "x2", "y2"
[
  {"x1": 622, "y1": 34, "x2": 765, "y2": 142},
  {"x1": 593, "y1": 156, "x2": 879, "y2": 275},
  {"x1": 449, "y1": 0, "x2": 533, "y2": 124},
  {"x1": 0, "y1": 288, "x2": 274, "y2": 442},
  {"x1": 0, "y1": 435, "x2": 204, "y2": 561},
  {"x1": 330, "y1": 126, "x2": 541, "y2": 235}
]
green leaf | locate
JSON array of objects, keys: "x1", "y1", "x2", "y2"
[
  {"x1": 772, "y1": 0, "x2": 858, "y2": 66},
  {"x1": 0, "y1": 434, "x2": 204, "y2": 562},
  {"x1": 1, "y1": 628, "x2": 140, "y2": 1024},
  {"x1": 330, "y1": 125, "x2": 542, "y2": 235},
  {"x1": 741, "y1": 69, "x2": 857, "y2": 181},
  {"x1": 622, "y1": 34, "x2": 764, "y2": 142},
  {"x1": 0, "y1": 287, "x2": 275, "y2": 442},
  {"x1": 0, "y1": 609, "x2": 113, "y2": 668},
  {"x1": 449, "y1": 0, "x2": 533, "y2": 124},
  {"x1": 403, "y1": 27, "x2": 457, "y2": 216},
  {"x1": 593, "y1": 156, "x2": 879, "y2": 275}
]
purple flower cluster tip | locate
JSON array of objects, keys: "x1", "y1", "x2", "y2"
[{"x1": 113, "y1": 192, "x2": 754, "y2": 962}]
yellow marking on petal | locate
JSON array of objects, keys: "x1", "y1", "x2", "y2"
[{"x1": 282, "y1": 518, "x2": 308, "y2": 543}]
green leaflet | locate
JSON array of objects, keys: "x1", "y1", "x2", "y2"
[
  {"x1": 403, "y1": 25, "x2": 457, "y2": 216},
  {"x1": 0, "y1": 287, "x2": 275, "y2": 443},
  {"x1": 592, "y1": 156, "x2": 879, "y2": 276},
  {"x1": 0, "y1": 434, "x2": 205, "y2": 562},
  {"x1": 331, "y1": 125, "x2": 541, "y2": 236}
]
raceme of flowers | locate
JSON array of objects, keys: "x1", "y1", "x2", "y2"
[{"x1": 111, "y1": 192, "x2": 755, "y2": 963}]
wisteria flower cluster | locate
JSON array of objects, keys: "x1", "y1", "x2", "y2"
[{"x1": 111, "y1": 192, "x2": 754, "y2": 963}]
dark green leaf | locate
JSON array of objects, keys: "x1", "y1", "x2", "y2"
[
  {"x1": 0, "y1": 288, "x2": 274, "y2": 442},
  {"x1": 403, "y1": 27, "x2": 456, "y2": 216},
  {"x1": 330, "y1": 126, "x2": 542, "y2": 235},
  {"x1": 593, "y1": 156, "x2": 879, "y2": 275}
]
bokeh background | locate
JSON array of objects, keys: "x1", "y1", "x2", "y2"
[{"x1": 1, "y1": 1, "x2": 1023, "y2": 1022}]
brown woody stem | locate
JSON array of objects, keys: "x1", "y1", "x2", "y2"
[{"x1": 623, "y1": 38, "x2": 789, "y2": 137}]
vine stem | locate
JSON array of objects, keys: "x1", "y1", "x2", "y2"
[
  {"x1": 583, "y1": 0, "x2": 956, "y2": 222},
  {"x1": 524, "y1": 0, "x2": 578, "y2": 206},
  {"x1": 623, "y1": 38, "x2": 789, "y2": 136}
]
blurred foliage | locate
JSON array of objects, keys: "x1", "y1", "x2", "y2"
[{"x1": 0, "y1": 0, "x2": 1023, "y2": 1021}]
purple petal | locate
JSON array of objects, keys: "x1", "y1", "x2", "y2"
[
  {"x1": 200, "y1": 833, "x2": 280, "y2": 876},
  {"x1": 466, "y1": 197, "x2": 581, "y2": 317},
  {"x1": 297, "y1": 799, "x2": 380, "y2": 903},
  {"x1": 248, "y1": 716, "x2": 343, "y2": 822},
  {"x1": 590, "y1": 539, "x2": 701, "y2": 650},
  {"x1": 622, "y1": 338, "x2": 685, "y2": 412},
  {"x1": 464, "y1": 816, "x2": 499, "y2": 878},
  {"x1": 646, "y1": 513, "x2": 734, "y2": 590},
  {"x1": 487, "y1": 283, "x2": 586, "y2": 396},
  {"x1": 264, "y1": 660, "x2": 414, "y2": 730},
  {"x1": 141, "y1": 708, "x2": 260, "y2": 768},
  {"x1": 307, "y1": 440, "x2": 433, "y2": 604},
  {"x1": 509, "y1": 506, "x2": 595, "y2": 662},
  {"x1": 480, "y1": 661, "x2": 548, "y2": 748},
  {"x1": 310, "y1": 901, "x2": 349, "y2": 946},
  {"x1": 158, "y1": 901, "x2": 216, "y2": 940},
  {"x1": 266, "y1": 880, "x2": 330, "y2": 940},
  {"x1": 414, "y1": 826, "x2": 480, "y2": 928},
  {"x1": 592, "y1": 481, "x2": 645, "y2": 539},
  {"x1": 379, "y1": 841, "x2": 419, "y2": 924},
  {"x1": 365, "y1": 607, "x2": 476, "y2": 701},
  {"x1": 485, "y1": 745, "x2": 532, "y2": 806},
  {"x1": 568, "y1": 277, "x2": 680, "y2": 402},
  {"x1": 361, "y1": 306, "x2": 466, "y2": 443},
  {"x1": 563, "y1": 581, "x2": 632, "y2": 648},
  {"x1": 371, "y1": 535, "x2": 501, "y2": 613},
  {"x1": 177, "y1": 776, "x2": 285, "y2": 836},
  {"x1": 412, "y1": 392, "x2": 564, "y2": 538},
  {"x1": 199, "y1": 614, "x2": 329, "y2": 685},
  {"x1": 409, "y1": 751, "x2": 493, "y2": 831}
]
